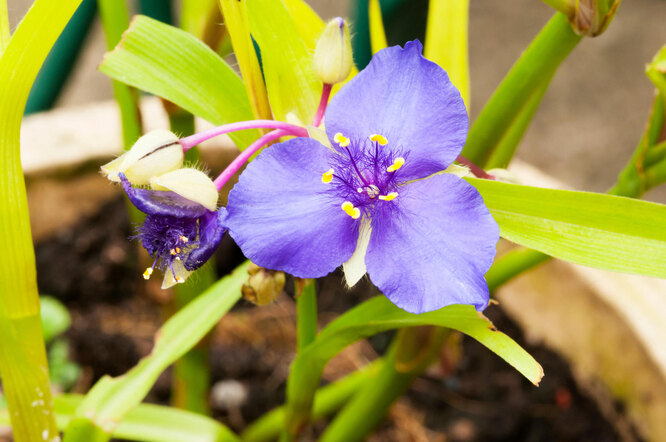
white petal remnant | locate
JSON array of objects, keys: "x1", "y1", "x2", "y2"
[
  {"x1": 161, "y1": 258, "x2": 193, "y2": 289},
  {"x1": 343, "y1": 218, "x2": 372, "y2": 287},
  {"x1": 150, "y1": 167, "x2": 219, "y2": 211},
  {"x1": 102, "y1": 129, "x2": 183, "y2": 185}
]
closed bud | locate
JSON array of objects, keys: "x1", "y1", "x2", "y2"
[
  {"x1": 242, "y1": 263, "x2": 286, "y2": 306},
  {"x1": 556, "y1": 0, "x2": 621, "y2": 37},
  {"x1": 313, "y1": 17, "x2": 353, "y2": 85},
  {"x1": 101, "y1": 130, "x2": 183, "y2": 185}
]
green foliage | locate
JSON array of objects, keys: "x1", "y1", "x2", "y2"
[
  {"x1": 40, "y1": 296, "x2": 71, "y2": 343},
  {"x1": 246, "y1": 0, "x2": 321, "y2": 123},
  {"x1": 0, "y1": 394, "x2": 239, "y2": 442},
  {"x1": 471, "y1": 178, "x2": 666, "y2": 278},
  {"x1": 99, "y1": 15, "x2": 256, "y2": 149},
  {"x1": 284, "y1": 296, "x2": 542, "y2": 434},
  {"x1": 63, "y1": 262, "x2": 250, "y2": 440},
  {"x1": 0, "y1": 0, "x2": 84, "y2": 438}
]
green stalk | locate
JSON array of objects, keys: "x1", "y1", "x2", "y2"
[
  {"x1": 296, "y1": 281, "x2": 317, "y2": 352},
  {"x1": 320, "y1": 328, "x2": 446, "y2": 441},
  {"x1": 242, "y1": 361, "x2": 380, "y2": 442},
  {"x1": 462, "y1": 13, "x2": 582, "y2": 167},
  {"x1": 98, "y1": 0, "x2": 142, "y2": 148},
  {"x1": 485, "y1": 81, "x2": 549, "y2": 170},
  {"x1": 0, "y1": 1, "x2": 83, "y2": 439}
]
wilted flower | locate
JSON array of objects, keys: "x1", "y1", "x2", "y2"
[
  {"x1": 119, "y1": 168, "x2": 225, "y2": 288},
  {"x1": 225, "y1": 41, "x2": 499, "y2": 314},
  {"x1": 101, "y1": 129, "x2": 183, "y2": 185}
]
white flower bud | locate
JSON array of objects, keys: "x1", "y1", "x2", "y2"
[
  {"x1": 150, "y1": 167, "x2": 219, "y2": 211},
  {"x1": 313, "y1": 17, "x2": 353, "y2": 85},
  {"x1": 101, "y1": 130, "x2": 183, "y2": 185}
]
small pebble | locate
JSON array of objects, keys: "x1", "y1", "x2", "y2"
[{"x1": 210, "y1": 379, "x2": 248, "y2": 410}]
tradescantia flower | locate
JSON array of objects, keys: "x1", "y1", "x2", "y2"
[
  {"x1": 225, "y1": 41, "x2": 500, "y2": 314},
  {"x1": 118, "y1": 168, "x2": 226, "y2": 288}
]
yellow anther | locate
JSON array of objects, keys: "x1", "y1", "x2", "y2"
[
  {"x1": 322, "y1": 168, "x2": 334, "y2": 184},
  {"x1": 334, "y1": 132, "x2": 350, "y2": 147},
  {"x1": 176, "y1": 277, "x2": 185, "y2": 283},
  {"x1": 143, "y1": 267, "x2": 153, "y2": 280},
  {"x1": 170, "y1": 249, "x2": 176, "y2": 255},
  {"x1": 175, "y1": 247, "x2": 181, "y2": 254},
  {"x1": 341, "y1": 201, "x2": 361, "y2": 219},
  {"x1": 180, "y1": 236, "x2": 189, "y2": 243},
  {"x1": 378, "y1": 192, "x2": 398, "y2": 201},
  {"x1": 387, "y1": 157, "x2": 405, "y2": 172},
  {"x1": 369, "y1": 134, "x2": 388, "y2": 146}
]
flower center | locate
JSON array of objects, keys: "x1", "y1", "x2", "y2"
[
  {"x1": 138, "y1": 215, "x2": 198, "y2": 282},
  {"x1": 323, "y1": 133, "x2": 404, "y2": 219}
]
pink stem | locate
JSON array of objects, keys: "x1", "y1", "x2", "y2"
[
  {"x1": 312, "y1": 83, "x2": 332, "y2": 127},
  {"x1": 455, "y1": 155, "x2": 495, "y2": 180},
  {"x1": 179, "y1": 120, "x2": 308, "y2": 151},
  {"x1": 214, "y1": 129, "x2": 289, "y2": 190}
]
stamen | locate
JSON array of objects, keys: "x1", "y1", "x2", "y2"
[
  {"x1": 180, "y1": 236, "x2": 189, "y2": 243},
  {"x1": 369, "y1": 134, "x2": 388, "y2": 146},
  {"x1": 341, "y1": 201, "x2": 361, "y2": 219},
  {"x1": 387, "y1": 157, "x2": 405, "y2": 172},
  {"x1": 334, "y1": 133, "x2": 350, "y2": 147},
  {"x1": 170, "y1": 249, "x2": 177, "y2": 255},
  {"x1": 176, "y1": 277, "x2": 185, "y2": 283},
  {"x1": 143, "y1": 267, "x2": 153, "y2": 280},
  {"x1": 378, "y1": 192, "x2": 398, "y2": 201},
  {"x1": 322, "y1": 168, "x2": 334, "y2": 183},
  {"x1": 175, "y1": 247, "x2": 181, "y2": 254}
]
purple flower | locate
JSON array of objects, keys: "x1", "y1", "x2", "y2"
[
  {"x1": 119, "y1": 172, "x2": 226, "y2": 288},
  {"x1": 225, "y1": 41, "x2": 499, "y2": 313}
]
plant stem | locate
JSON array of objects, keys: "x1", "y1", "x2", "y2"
[
  {"x1": 242, "y1": 361, "x2": 380, "y2": 442},
  {"x1": 98, "y1": 0, "x2": 142, "y2": 149},
  {"x1": 0, "y1": 1, "x2": 83, "y2": 439},
  {"x1": 213, "y1": 129, "x2": 292, "y2": 190},
  {"x1": 462, "y1": 13, "x2": 581, "y2": 167},
  {"x1": 312, "y1": 83, "x2": 332, "y2": 127},
  {"x1": 296, "y1": 281, "x2": 317, "y2": 352},
  {"x1": 320, "y1": 327, "x2": 446, "y2": 441},
  {"x1": 179, "y1": 120, "x2": 306, "y2": 151}
]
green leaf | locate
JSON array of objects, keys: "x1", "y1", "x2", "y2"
[
  {"x1": 470, "y1": 178, "x2": 666, "y2": 277},
  {"x1": 284, "y1": 296, "x2": 541, "y2": 433},
  {"x1": 99, "y1": 15, "x2": 255, "y2": 149},
  {"x1": 40, "y1": 296, "x2": 71, "y2": 343},
  {"x1": 424, "y1": 0, "x2": 470, "y2": 109},
  {"x1": 0, "y1": 0, "x2": 83, "y2": 438},
  {"x1": 1, "y1": 394, "x2": 240, "y2": 442},
  {"x1": 246, "y1": 0, "x2": 321, "y2": 123},
  {"x1": 63, "y1": 262, "x2": 250, "y2": 440}
]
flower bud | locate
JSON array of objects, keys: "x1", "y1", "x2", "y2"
[
  {"x1": 556, "y1": 0, "x2": 621, "y2": 37},
  {"x1": 101, "y1": 130, "x2": 183, "y2": 185},
  {"x1": 313, "y1": 17, "x2": 353, "y2": 85},
  {"x1": 242, "y1": 263, "x2": 286, "y2": 306},
  {"x1": 150, "y1": 167, "x2": 219, "y2": 211}
]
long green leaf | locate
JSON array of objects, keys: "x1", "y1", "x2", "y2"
[
  {"x1": 99, "y1": 15, "x2": 255, "y2": 149},
  {"x1": 424, "y1": 0, "x2": 470, "y2": 109},
  {"x1": 63, "y1": 262, "x2": 250, "y2": 440},
  {"x1": 368, "y1": 0, "x2": 387, "y2": 54},
  {"x1": 1, "y1": 395, "x2": 239, "y2": 442},
  {"x1": 470, "y1": 178, "x2": 666, "y2": 277},
  {"x1": 246, "y1": 0, "x2": 321, "y2": 123},
  {"x1": 0, "y1": 0, "x2": 84, "y2": 438},
  {"x1": 284, "y1": 296, "x2": 542, "y2": 433}
]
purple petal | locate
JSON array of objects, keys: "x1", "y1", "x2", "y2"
[
  {"x1": 119, "y1": 173, "x2": 208, "y2": 218},
  {"x1": 325, "y1": 40, "x2": 468, "y2": 181},
  {"x1": 226, "y1": 137, "x2": 359, "y2": 277},
  {"x1": 184, "y1": 208, "x2": 227, "y2": 270},
  {"x1": 365, "y1": 173, "x2": 499, "y2": 314}
]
